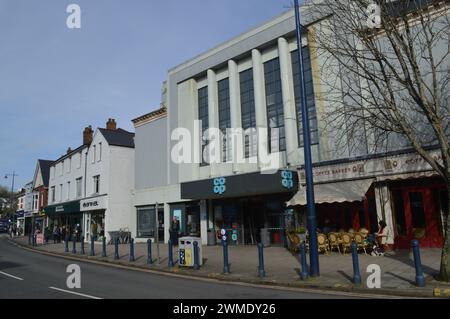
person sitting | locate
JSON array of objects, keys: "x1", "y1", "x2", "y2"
[{"x1": 371, "y1": 220, "x2": 392, "y2": 256}]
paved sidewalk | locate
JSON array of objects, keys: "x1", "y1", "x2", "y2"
[{"x1": 11, "y1": 236, "x2": 450, "y2": 297}]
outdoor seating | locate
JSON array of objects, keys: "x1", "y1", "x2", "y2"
[
  {"x1": 317, "y1": 233, "x2": 330, "y2": 255},
  {"x1": 286, "y1": 232, "x2": 300, "y2": 253},
  {"x1": 328, "y1": 232, "x2": 341, "y2": 254},
  {"x1": 353, "y1": 232, "x2": 368, "y2": 254},
  {"x1": 340, "y1": 232, "x2": 352, "y2": 254}
]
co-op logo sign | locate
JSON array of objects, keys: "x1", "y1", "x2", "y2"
[
  {"x1": 281, "y1": 170, "x2": 294, "y2": 189},
  {"x1": 213, "y1": 177, "x2": 226, "y2": 195}
]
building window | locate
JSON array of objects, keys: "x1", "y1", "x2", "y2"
[
  {"x1": 59, "y1": 184, "x2": 63, "y2": 202},
  {"x1": 51, "y1": 186, "x2": 55, "y2": 203},
  {"x1": 33, "y1": 194, "x2": 38, "y2": 211},
  {"x1": 218, "y1": 78, "x2": 231, "y2": 162},
  {"x1": 291, "y1": 47, "x2": 319, "y2": 146},
  {"x1": 93, "y1": 175, "x2": 100, "y2": 194},
  {"x1": 67, "y1": 181, "x2": 71, "y2": 200},
  {"x1": 40, "y1": 192, "x2": 44, "y2": 207},
  {"x1": 98, "y1": 143, "x2": 102, "y2": 162},
  {"x1": 76, "y1": 177, "x2": 82, "y2": 198},
  {"x1": 198, "y1": 86, "x2": 209, "y2": 166},
  {"x1": 92, "y1": 145, "x2": 96, "y2": 164},
  {"x1": 78, "y1": 152, "x2": 82, "y2": 169},
  {"x1": 137, "y1": 206, "x2": 156, "y2": 238},
  {"x1": 264, "y1": 57, "x2": 285, "y2": 153},
  {"x1": 240, "y1": 68, "x2": 257, "y2": 158}
]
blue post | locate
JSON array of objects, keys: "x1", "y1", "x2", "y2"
[
  {"x1": 90, "y1": 236, "x2": 95, "y2": 256},
  {"x1": 114, "y1": 238, "x2": 119, "y2": 260},
  {"x1": 80, "y1": 237, "x2": 85, "y2": 255},
  {"x1": 64, "y1": 238, "x2": 69, "y2": 253},
  {"x1": 147, "y1": 239, "x2": 153, "y2": 264},
  {"x1": 412, "y1": 240, "x2": 425, "y2": 287},
  {"x1": 294, "y1": 0, "x2": 319, "y2": 277},
  {"x1": 299, "y1": 242, "x2": 309, "y2": 280},
  {"x1": 32, "y1": 235, "x2": 37, "y2": 247},
  {"x1": 222, "y1": 239, "x2": 230, "y2": 274},
  {"x1": 193, "y1": 241, "x2": 200, "y2": 270},
  {"x1": 351, "y1": 242, "x2": 361, "y2": 285},
  {"x1": 258, "y1": 242, "x2": 266, "y2": 278},
  {"x1": 129, "y1": 238, "x2": 135, "y2": 262},
  {"x1": 102, "y1": 237, "x2": 107, "y2": 257},
  {"x1": 72, "y1": 238, "x2": 76, "y2": 254},
  {"x1": 28, "y1": 234, "x2": 31, "y2": 245},
  {"x1": 168, "y1": 239, "x2": 174, "y2": 267}
]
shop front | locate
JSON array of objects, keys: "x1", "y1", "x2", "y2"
[
  {"x1": 44, "y1": 200, "x2": 82, "y2": 240},
  {"x1": 180, "y1": 170, "x2": 298, "y2": 246},
  {"x1": 80, "y1": 196, "x2": 107, "y2": 242},
  {"x1": 15, "y1": 211, "x2": 25, "y2": 235}
]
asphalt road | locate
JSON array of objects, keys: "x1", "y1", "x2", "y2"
[{"x1": 0, "y1": 236, "x2": 353, "y2": 299}]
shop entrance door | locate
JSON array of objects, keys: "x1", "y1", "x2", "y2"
[{"x1": 394, "y1": 188, "x2": 443, "y2": 249}]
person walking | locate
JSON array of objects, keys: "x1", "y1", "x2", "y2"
[
  {"x1": 170, "y1": 216, "x2": 180, "y2": 246},
  {"x1": 52, "y1": 225, "x2": 59, "y2": 244}
]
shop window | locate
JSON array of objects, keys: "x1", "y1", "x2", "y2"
[
  {"x1": 409, "y1": 192, "x2": 427, "y2": 238},
  {"x1": 137, "y1": 207, "x2": 156, "y2": 238}
]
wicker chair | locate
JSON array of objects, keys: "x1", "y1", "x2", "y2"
[
  {"x1": 340, "y1": 232, "x2": 353, "y2": 254},
  {"x1": 317, "y1": 233, "x2": 330, "y2": 255},
  {"x1": 328, "y1": 232, "x2": 341, "y2": 254},
  {"x1": 286, "y1": 232, "x2": 301, "y2": 253},
  {"x1": 354, "y1": 232, "x2": 368, "y2": 254}
]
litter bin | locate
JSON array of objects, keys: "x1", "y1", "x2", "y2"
[{"x1": 178, "y1": 236, "x2": 203, "y2": 267}]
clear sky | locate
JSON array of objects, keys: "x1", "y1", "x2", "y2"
[{"x1": 0, "y1": 0, "x2": 290, "y2": 191}]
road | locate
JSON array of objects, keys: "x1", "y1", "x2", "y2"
[{"x1": 0, "y1": 235, "x2": 354, "y2": 299}]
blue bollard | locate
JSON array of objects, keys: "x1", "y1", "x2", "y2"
[
  {"x1": 80, "y1": 237, "x2": 85, "y2": 255},
  {"x1": 90, "y1": 237, "x2": 95, "y2": 256},
  {"x1": 299, "y1": 241, "x2": 309, "y2": 280},
  {"x1": 102, "y1": 237, "x2": 107, "y2": 257},
  {"x1": 168, "y1": 239, "x2": 174, "y2": 267},
  {"x1": 193, "y1": 241, "x2": 200, "y2": 270},
  {"x1": 351, "y1": 242, "x2": 362, "y2": 285},
  {"x1": 72, "y1": 238, "x2": 76, "y2": 254},
  {"x1": 258, "y1": 242, "x2": 266, "y2": 278},
  {"x1": 28, "y1": 234, "x2": 32, "y2": 245},
  {"x1": 129, "y1": 238, "x2": 135, "y2": 262},
  {"x1": 114, "y1": 238, "x2": 120, "y2": 260},
  {"x1": 147, "y1": 239, "x2": 153, "y2": 264},
  {"x1": 64, "y1": 239, "x2": 69, "y2": 253},
  {"x1": 412, "y1": 240, "x2": 425, "y2": 287},
  {"x1": 222, "y1": 239, "x2": 230, "y2": 274},
  {"x1": 32, "y1": 235, "x2": 37, "y2": 247}
]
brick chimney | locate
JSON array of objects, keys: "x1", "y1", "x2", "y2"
[
  {"x1": 83, "y1": 126, "x2": 93, "y2": 145},
  {"x1": 106, "y1": 118, "x2": 117, "y2": 130}
]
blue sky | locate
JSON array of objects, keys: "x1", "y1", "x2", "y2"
[{"x1": 0, "y1": 0, "x2": 289, "y2": 191}]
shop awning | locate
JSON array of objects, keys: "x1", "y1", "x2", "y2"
[
  {"x1": 44, "y1": 200, "x2": 80, "y2": 215},
  {"x1": 286, "y1": 178, "x2": 374, "y2": 206}
]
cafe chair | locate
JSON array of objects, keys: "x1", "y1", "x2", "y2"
[
  {"x1": 354, "y1": 232, "x2": 368, "y2": 254},
  {"x1": 328, "y1": 232, "x2": 341, "y2": 254},
  {"x1": 317, "y1": 233, "x2": 330, "y2": 255},
  {"x1": 340, "y1": 233, "x2": 352, "y2": 254}
]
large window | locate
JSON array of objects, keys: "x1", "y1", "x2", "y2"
[
  {"x1": 67, "y1": 181, "x2": 71, "y2": 200},
  {"x1": 264, "y1": 57, "x2": 285, "y2": 153},
  {"x1": 137, "y1": 206, "x2": 156, "y2": 238},
  {"x1": 291, "y1": 47, "x2": 319, "y2": 146},
  {"x1": 240, "y1": 68, "x2": 257, "y2": 158},
  {"x1": 59, "y1": 184, "x2": 63, "y2": 202},
  {"x1": 198, "y1": 86, "x2": 209, "y2": 166},
  {"x1": 93, "y1": 175, "x2": 100, "y2": 194},
  {"x1": 51, "y1": 186, "x2": 55, "y2": 203},
  {"x1": 218, "y1": 78, "x2": 231, "y2": 162}
]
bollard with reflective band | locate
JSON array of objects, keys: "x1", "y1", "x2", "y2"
[
  {"x1": 80, "y1": 237, "x2": 85, "y2": 255},
  {"x1": 90, "y1": 237, "x2": 95, "y2": 256},
  {"x1": 72, "y1": 238, "x2": 76, "y2": 254},
  {"x1": 193, "y1": 241, "x2": 200, "y2": 270},
  {"x1": 258, "y1": 242, "x2": 266, "y2": 278},
  {"x1": 102, "y1": 237, "x2": 107, "y2": 257},
  {"x1": 168, "y1": 239, "x2": 174, "y2": 267},
  {"x1": 299, "y1": 242, "x2": 309, "y2": 280},
  {"x1": 412, "y1": 240, "x2": 425, "y2": 287},
  {"x1": 129, "y1": 238, "x2": 135, "y2": 262},
  {"x1": 65, "y1": 239, "x2": 69, "y2": 253},
  {"x1": 222, "y1": 239, "x2": 230, "y2": 274},
  {"x1": 147, "y1": 239, "x2": 153, "y2": 264},
  {"x1": 351, "y1": 242, "x2": 361, "y2": 285},
  {"x1": 114, "y1": 238, "x2": 120, "y2": 260}
]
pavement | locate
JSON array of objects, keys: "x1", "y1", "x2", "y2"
[
  {"x1": 6, "y1": 235, "x2": 450, "y2": 298},
  {"x1": 0, "y1": 235, "x2": 353, "y2": 299}
]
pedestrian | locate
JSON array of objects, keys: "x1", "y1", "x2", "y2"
[
  {"x1": 75, "y1": 224, "x2": 82, "y2": 242},
  {"x1": 170, "y1": 216, "x2": 180, "y2": 246},
  {"x1": 62, "y1": 225, "x2": 67, "y2": 243},
  {"x1": 53, "y1": 225, "x2": 59, "y2": 244}
]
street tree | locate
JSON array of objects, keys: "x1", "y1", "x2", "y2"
[{"x1": 306, "y1": 0, "x2": 449, "y2": 280}]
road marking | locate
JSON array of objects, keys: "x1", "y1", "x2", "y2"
[
  {"x1": 0, "y1": 271, "x2": 24, "y2": 281},
  {"x1": 48, "y1": 287, "x2": 103, "y2": 299}
]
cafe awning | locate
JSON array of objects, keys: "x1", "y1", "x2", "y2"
[{"x1": 286, "y1": 178, "x2": 374, "y2": 206}]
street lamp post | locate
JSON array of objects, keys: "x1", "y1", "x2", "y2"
[
  {"x1": 294, "y1": 0, "x2": 320, "y2": 276},
  {"x1": 4, "y1": 172, "x2": 18, "y2": 223}
]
